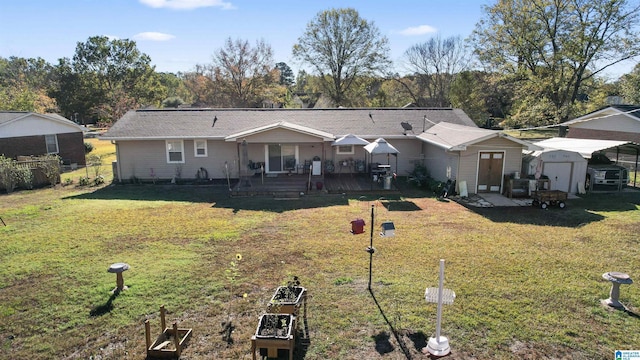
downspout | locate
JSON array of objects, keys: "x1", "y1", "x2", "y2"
[
  {"x1": 635, "y1": 147, "x2": 639, "y2": 188},
  {"x1": 113, "y1": 141, "x2": 122, "y2": 183}
]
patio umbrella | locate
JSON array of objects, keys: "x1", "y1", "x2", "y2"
[
  {"x1": 364, "y1": 137, "x2": 400, "y2": 173},
  {"x1": 331, "y1": 134, "x2": 370, "y2": 146}
]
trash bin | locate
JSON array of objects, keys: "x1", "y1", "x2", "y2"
[
  {"x1": 351, "y1": 219, "x2": 365, "y2": 234},
  {"x1": 316, "y1": 181, "x2": 323, "y2": 190},
  {"x1": 383, "y1": 175, "x2": 392, "y2": 190}
]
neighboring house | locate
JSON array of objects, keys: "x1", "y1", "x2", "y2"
[
  {"x1": 562, "y1": 105, "x2": 640, "y2": 143},
  {"x1": 101, "y1": 108, "x2": 539, "y2": 195},
  {"x1": 0, "y1": 112, "x2": 86, "y2": 165}
]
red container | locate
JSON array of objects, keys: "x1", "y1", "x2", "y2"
[
  {"x1": 316, "y1": 182, "x2": 323, "y2": 190},
  {"x1": 351, "y1": 219, "x2": 365, "y2": 234}
]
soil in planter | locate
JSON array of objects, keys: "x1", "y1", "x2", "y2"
[
  {"x1": 273, "y1": 286, "x2": 303, "y2": 303},
  {"x1": 257, "y1": 314, "x2": 291, "y2": 338}
]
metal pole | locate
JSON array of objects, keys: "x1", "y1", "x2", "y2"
[
  {"x1": 368, "y1": 204, "x2": 374, "y2": 290},
  {"x1": 435, "y1": 259, "x2": 445, "y2": 342}
]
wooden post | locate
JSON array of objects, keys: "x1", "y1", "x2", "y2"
[
  {"x1": 144, "y1": 320, "x2": 151, "y2": 352},
  {"x1": 160, "y1": 305, "x2": 166, "y2": 330},
  {"x1": 173, "y1": 322, "x2": 181, "y2": 357}
]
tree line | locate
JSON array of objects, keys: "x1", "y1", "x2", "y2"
[{"x1": 2, "y1": 1, "x2": 640, "y2": 128}]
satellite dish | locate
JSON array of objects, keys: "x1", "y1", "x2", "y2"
[{"x1": 401, "y1": 122, "x2": 413, "y2": 135}]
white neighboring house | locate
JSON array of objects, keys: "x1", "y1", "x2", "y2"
[{"x1": 561, "y1": 105, "x2": 640, "y2": 143}]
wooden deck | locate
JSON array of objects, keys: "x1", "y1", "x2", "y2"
[{"x1": 231, "y1": 173, "x2": 398, "y2": 197}]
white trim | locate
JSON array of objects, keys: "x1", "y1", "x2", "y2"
[
  {"x1": 193, "y1": 139, "x2": 208, "y2": 157},
  {"x1": 336, "y1": 144, "x2": 354, "y2": 155},
  {"x1": 225, "y1": 121, "x2": 334, "y2": 141},
  {"x1": 475, "y1": 150, "x2": 505, "y2": 193},
  {"x1": 264, "y1": 144, "x2": 299, "y2": 173},
  {"x1": 45, "y1": 134, "x2": 59, "y2": 154},
  {"x1": 166, "y1": 140, "x2": 185, "y2": 163}
]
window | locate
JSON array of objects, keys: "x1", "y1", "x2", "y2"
[
  {"x1": 194, "y1": 139, "x2": 207, "y2": 157},
  {"x1": 45, "y1": 134, "x2": 59, "y2": 154},
  {"x1": 166, "y1": 140, "x2": 184, "y2": 163},
  {"x1": 336, "y1": 145, "x2": 354, "y2": 155}
]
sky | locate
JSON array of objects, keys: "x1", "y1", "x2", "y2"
[{"x1": 0, "y1": 0, "x2": 635, "y2": 79}]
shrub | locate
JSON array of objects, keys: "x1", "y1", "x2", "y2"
[
  {"x1": 15, "y1": 164, "x2": 34, "y2": 190},
  {"x1": 408, "y1": 163, "x2": 430, "y2": 187},
  {"x1": 0, "y1": 156, "x2": 19, "y2": 193},
  {"x1": 37, "y1": 155, "x2": 61, "y2": 187},
  {"x1": 84, "y1": 142, "x2": 94, "y2": 154}
]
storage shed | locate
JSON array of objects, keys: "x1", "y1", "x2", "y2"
[{"x1": 522, "y1": 149, "x2": 587, "y2": 194}]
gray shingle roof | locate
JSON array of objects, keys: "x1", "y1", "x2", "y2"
[{"x1": 102, "y1": 108, "x2": 477, "y2": 140}]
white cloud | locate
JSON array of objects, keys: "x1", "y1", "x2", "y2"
[
  {"x1": 398, "y1": 25, "x2": 437, "y2": 36},
  {"x1": 139, "y1": 0, "x2": 235, "y2": 10},
  {"x1": 133, "y1": 32, "x2": 176, "y2": 41}
]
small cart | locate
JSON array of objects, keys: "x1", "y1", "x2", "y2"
[{"x1": 532, "y1": 190, "x2": 567, "y2": 209}]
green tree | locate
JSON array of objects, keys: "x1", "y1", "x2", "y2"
[
  {"x1": 472, "y1": 0, "x2": 640, "y2": 125},
  {"x1": 0, "y1": 56, "x2": 57, "y2": 112},
  {"x1": 292, "y1": 8, "x2": 391, "y2": 106},
  {"x1": 52, "y1": 36, "x2": 164, "y2": 124},
  {"x1": 619, "y1": 63, "x2": 640, "y2": 104},
  {"x1": 449, "y1": 71, "x2": 491, "y2": 126},
  {"x1": 275, "y1": 62, "x2": 295, "y2": 87}
]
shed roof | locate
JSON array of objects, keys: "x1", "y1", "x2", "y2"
[
  {"x1": 416, "y1": 122, "x2": 540, "y2": 151},
  {"x1": 101, "y1": 108, "x2": 477, "y2": 141}
]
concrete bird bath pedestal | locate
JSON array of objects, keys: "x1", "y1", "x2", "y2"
[
  {"x1": 601, "y1": 271, "x2": 633, "y2": 309},
  {"x1": 107, "y1": 262, "x2": 129, "y2": 294}
]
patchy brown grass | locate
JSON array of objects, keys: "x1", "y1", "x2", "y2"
[{"x1": 0, "y1": 176, "x2": 639, "y2": 359}]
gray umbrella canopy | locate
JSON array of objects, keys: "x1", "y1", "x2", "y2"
[
  {"x1": 332, "y1": 134, "x2": 370, "y2": 146},
  {"x1": 363, "y1": 138, "x2": 399, "y2": 154}
]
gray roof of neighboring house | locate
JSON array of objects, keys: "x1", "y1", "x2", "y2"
[
  {"x1": 561, "y1": 105, "x2": 640, "y2": 126},
  {"x1": 101, "y1": 108, "x2": 477, "y2": 140}
]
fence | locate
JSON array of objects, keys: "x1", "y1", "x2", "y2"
[{"x1": 0, "y1": 158, "x2": 61, "y2": 192}]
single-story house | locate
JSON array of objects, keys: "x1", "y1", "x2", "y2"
[
  {"x1": 0, "y1": 111, "x2": 86, "y2": 166},
  {"x1": 562, "y1": 105, "x2": 640, "y2": 143},
  {"x1": 101, "y1": 108, "x2": 540, "y2": 195}
]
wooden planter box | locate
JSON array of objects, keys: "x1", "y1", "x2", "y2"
[
  {"x1": 251, "y1": 313, "x2": 295, "y2": 360},
  {"x1": 267, "y1": 286, "x2": 306, "y2": 315}
]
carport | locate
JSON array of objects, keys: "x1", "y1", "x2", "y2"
[{"x1": 534, "y1": 138, "x2": 640, "y2": 188}]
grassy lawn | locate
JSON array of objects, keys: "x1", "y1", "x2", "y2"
[{"x1": 1, "y1": 141, "x2": 639, "y2": 359}]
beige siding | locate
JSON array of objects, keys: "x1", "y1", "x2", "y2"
[
  {"x1": 116, "y1": 140, "x2": 239, "y2": 181},
  {"x1": 423, "y1": 143, "x2": 459, "y2": 181},
  {"x1": 244, "y1": 128, "x2": 323, "y2": 143},
  {"x1": 456, "y1": 137, "x2": 524, "y2": 194}
]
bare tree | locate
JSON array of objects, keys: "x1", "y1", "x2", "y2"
[{"x1": 402, "y1": 35, "x2": 470, "y2": 107}]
